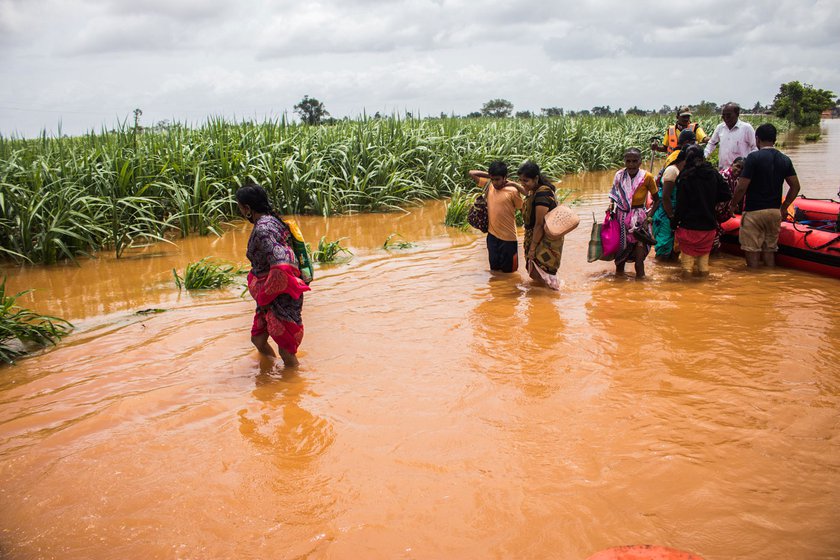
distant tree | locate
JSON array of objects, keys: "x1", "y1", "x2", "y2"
[
  {"x1": 133, "y1": 108, "x2": 143, "y2": 130},
  {"x1": 439, "y1": 112, "x2": 449, "y2": 119},
  {"x1": 694, "y1": 100, "x2": 718, "y2": 116},
  {"x1": 591, "y1": 105, "x2": 611, "y2": 116},
  {"x1": 626, "y1": 106, "x2": 648, "y2": 116},
  {"x1": 405, "y1": 111, "x2": 413, "y2": 119},
  {"x1": 578, "y1": 110, "x2": 591, "y2": 117},
  {"x1": 751, "y1": 101, "x2": 764, "y2": 114},
  {"x1": 541, "y1": 107, "x2": 564, "y2": 117},
  {"x1": 481, "y1": 99, "x2": 513, "y2": 118},
  {"x1": 772, "y1": 81, "x2": 836, "y2": 126},
  {"x1": 294, "y1": 95, "x2": 330, "y2": 125},
  {"x1": 658, "y1": 105, "x2": 672, "y2": 115},
  {"x1": 516, "y1": 110, "x2": 534, "y2": 119},
  {"x1": 466, "y1": 111, "x2": 482, "y2": 118}
]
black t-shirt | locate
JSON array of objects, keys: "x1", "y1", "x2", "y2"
[
  {"x1": 740, "y1": 148, "x2": 796, "y2": 212},
  {"x1": 674, "y1": 162, "x2": 732, "y2": 230}
]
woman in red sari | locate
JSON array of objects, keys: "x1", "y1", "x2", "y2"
[{"x1": 236, "y1": 183, "x2": 310, "y2": 367}]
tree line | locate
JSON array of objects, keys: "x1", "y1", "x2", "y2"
[{"x1": 288, "y1": 81, "x2": 836, "y2": 127}]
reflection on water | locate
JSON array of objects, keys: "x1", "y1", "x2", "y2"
[{"x1": 0, "y1": 121, "x2": 838, "y2": 559}]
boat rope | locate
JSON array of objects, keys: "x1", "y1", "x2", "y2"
[
  {"x1": 797, "y1": 195, "x2": 840, "y2": 203},
  {"x1": 789, "y1": 220, "x2": 840, "y2": 250}
]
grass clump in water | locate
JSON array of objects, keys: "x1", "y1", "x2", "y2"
[
  {"x1": 173, "y1": 257, "x2": 246, "y2": 290},
  {"x1": 311, "y1": 237, "x2": 353, "y2": 263},
  {"x1": 444, "y1": 187, "x2": 474, "y2": 229},
  {"x1": 1, "y1": 277, "x2": 72, "y2": 364},
  {"x1": 804, "y1": 132, "x2": 821, "y2": 142},
  {"x1": 383, "y1": 233, "x2": 417, "y2": 250}
]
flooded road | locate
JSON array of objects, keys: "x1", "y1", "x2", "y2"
[{"x1": 1, "y1": 121, "x2": 839, "y2": 559}]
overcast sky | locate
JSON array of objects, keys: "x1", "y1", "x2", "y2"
[{"x1": 1, "y1": 0, "x2": 839, "y2": 137}]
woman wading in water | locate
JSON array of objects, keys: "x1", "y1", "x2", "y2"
[
  {"x1": 236, "y1": 183, "x2": 310, "y2": 367},
  {"x1": 519, "y1": 161, "x2": 564, "y2": 290},
  {"x1": 608, "y1": 148, "x2": 660, "y2": 278}
]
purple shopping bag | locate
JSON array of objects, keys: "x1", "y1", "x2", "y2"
[{"x1": 600, "y1": 210, "x2": 620, "y2": 259}]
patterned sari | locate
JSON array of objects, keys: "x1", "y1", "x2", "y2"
[
  {"x1": 608, "y1": 169, "x2": 653, "y2": 265},
  {"x1": 523, "y1": 186, "x2": 563, "y2": 289},
  {"x1": 713, "y1": 165, "x2": 741, "y2": 251},
  {"x1": 246, "y1": 216, "x2": 311, "y2": 354}
]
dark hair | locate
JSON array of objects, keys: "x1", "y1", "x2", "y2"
[
  {"x1": 517, "y1": 160, "x2": 555, "y2": 190},
  {"x1": 235, "y1": 181, "x2": 286, "y2": 224},
  {"x1": 487, "y1": 160, "x2": 508, "y2": 177},
  {"x1": 677, "y1": 129, "x2": 696, "y2": 146},
  {"x1": 684, "y1": 144, "x2": 706, "y2": 168},
  {"x1": 732, "y1": 156, "x2": 744, "y2": 165},
  {"x1": 755, "y1": 123, "x2": 777, "y2": 143},
  {"x1": 624, "y1": 147, "x2": 642, "y2": 158},
  {"x1": 672, "y1": 148, "x2": 688, "y2": 164},
  {"x1": 723, "y1": 102, "x2": 741, "y2": 116}
]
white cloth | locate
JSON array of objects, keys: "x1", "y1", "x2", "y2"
[{"x1": 704, "y1": 119, "x2": 758, "y2": 170}]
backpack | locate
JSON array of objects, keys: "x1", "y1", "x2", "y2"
[{"x1": 285, "y1": 219, "x2": 314, "y2": 284}]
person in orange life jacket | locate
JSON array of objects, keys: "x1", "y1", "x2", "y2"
[
  {"x1": 469, "y1": 161, "x2": 525, "y2": 273},
  {"x1": 651, "y1": 106, "x2": 708, "y2": 154}
]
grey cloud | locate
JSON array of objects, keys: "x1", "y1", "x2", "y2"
[
  {"x1": 85, "y1": 0, "x2": 232, "y2": 22},
  {"x1": 65, "y1": 15, "x2": 182, "y2": 55}
]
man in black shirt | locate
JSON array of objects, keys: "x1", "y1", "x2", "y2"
[{"x1": 730, "y1": 124, "x2": 801, "y2": 268}]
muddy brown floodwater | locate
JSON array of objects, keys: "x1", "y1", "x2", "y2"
[{"x1": 1, "y1": 122, "x2": 839, "y2": 560}]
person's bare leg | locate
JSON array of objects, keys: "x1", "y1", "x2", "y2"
[
  {"x1": 680, "y1": 253, "x2": 694, "y2": 276},
  {"x1": 251, "y1": 332, "x2": 276, "y2": 358},
  {"x1": 697, "y1": 253, "x2": 710, "y2": 277},
  {"x1": 745, "y1": 251, "x2": 762, "y2": 268},
  {"x1": 634, "y1": 245, "x2": 646, "y2": 278},
  {"x1": 277, "y1": 348, "x2": 299, "y2": 368},
  {"x1": 761, "y1": 250, "x2": 775, "y2": 267}
]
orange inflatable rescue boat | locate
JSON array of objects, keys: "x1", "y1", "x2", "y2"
[{"x1": 719, "y1": 196, "x2": 840, "y2": 279}]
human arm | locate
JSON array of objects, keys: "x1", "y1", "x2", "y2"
[
  {"x1": 695, "y1": 126, "x2": 709, "y2": 144},
  {"x1": 650, "y1": 132, "x2": 668, "y2": 153},
  {"x1": 644, "y1": 174, "x2": 659, "y2": 217},
  {"x1": 528, "y1": 205, "x2": 550, "y2": 259},
  {"x1": 715, "y1": 173, "x2": 733, "y2": 203},
  {"x1": 648, "y1": 192, "x2": 660, "y2": 217},
  {"x1": 781, "y1": 175, "x2": 801, "y2": 220},
  {"x1": 506, "y1": 180, "x2": 527, "y2": 196},
  {"x1": 704, "y1": 126, "x2": 719, "y2": 158},
  {"x1": 469, "y1": 169, "x2": 490, "y2": 185},
  {"x1": 731, "y1": 176, "x2": 750, "y2": 214},
  {"x1": 661, "y1": 179, "x2": 675, "y2": 218}
]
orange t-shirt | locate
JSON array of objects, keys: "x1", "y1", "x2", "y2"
[{"x1": 487, "y1": 185, "x2": 523, "y2": 241}]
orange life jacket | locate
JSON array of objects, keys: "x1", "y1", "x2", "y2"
[{"x1": 666, "y1": 122, "x2": 698, "y2": 153}]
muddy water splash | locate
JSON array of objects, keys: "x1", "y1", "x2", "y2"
[{"x1": 1, "y1": 122, "x2": 839, "y2": 559}]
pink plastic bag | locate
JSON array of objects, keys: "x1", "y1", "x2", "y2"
[{"x1": 600, "y1": 210, "x2": 620, "y2": 259}]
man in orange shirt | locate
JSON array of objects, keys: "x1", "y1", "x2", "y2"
[{"x1": 469, "y1": 161, "x2": 525, "y2": 273}]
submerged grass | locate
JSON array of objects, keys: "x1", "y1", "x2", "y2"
[
  {"x1": 173, "y1": 257, "x2": 246, "y2": 290},
  {"x1": 1, "y1": 277, "x2": 72, "y2": 364},
  {"x1": 311, "y1": 236, "x2": 353, "y2": 263},
  {"x1": 383, "y1": 233, "x2": 418, "y2": 250},
  {"x1": 0, "y1": 115, "x2": 789, "y2": 265},
  {"x1": 444, "y1": 187, "x2": 474, "y2": 229}
]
